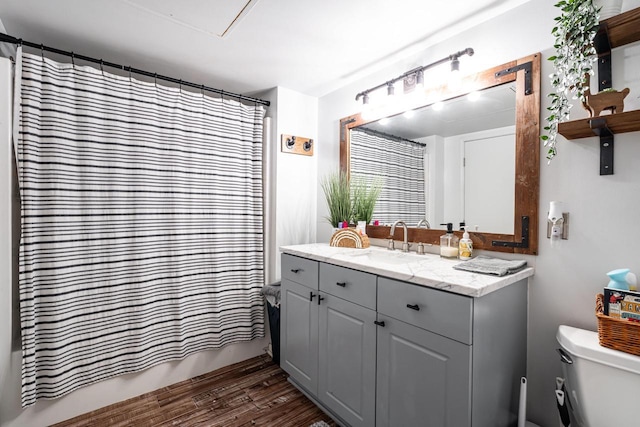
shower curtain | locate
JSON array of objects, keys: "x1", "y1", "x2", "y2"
[
  {"x1": 15, "y1": 49, "x2": 266, "y2": 407},
  {"x1": 350, "y1": 128, "x2": 427, "y2": 225}
]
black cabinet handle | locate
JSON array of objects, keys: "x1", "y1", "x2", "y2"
[
  {"x1": 374, "y1": 320, "x2": 386, "y2": 327},
  {"x1": 318, "y1": 295, "x2": 325, "y2": 305},
  {"x1": 291, "y1": 268, "x2": 302, "y2": 273},
  {"x1": 309, "y1": 292, "x2": 316, "y2": 301},
  {"x1": 336, "y1": 282, "x2": 346, "y2": 287},
  {"x1": 406, "y1": 303, "x2": 420, "y2": 311}
]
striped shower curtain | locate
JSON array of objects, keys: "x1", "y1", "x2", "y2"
[
  {"x1": 350, "y1": 128, "x2": 427, "y2": 225},
  {"x1": 15, "y1": 49, "x2": 266, "y2": 407}
]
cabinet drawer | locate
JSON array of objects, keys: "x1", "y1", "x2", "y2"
[
  {"x1": 320, "y1": 263, "x2": 377, "y2": 310},
  {"x1": 377, "y1": 277, "x2": 472, "y2": 344},
  {"x1": 282, "y1": 254, "x2": 319, "y2": 289}
]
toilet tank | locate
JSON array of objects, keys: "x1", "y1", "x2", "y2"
[{"x1": 557, "y1": 325, "x2": 640, "y2": 427}]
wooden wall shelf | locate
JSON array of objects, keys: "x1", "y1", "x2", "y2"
[
  {"x1": 602, "y1": 7, "x2": 640, "y2": 48},
  {"x1": 558, "y1": 110, "x2": 640, "y2": 140},
  {"x1": 556, "y1": 7, "x2": 640, "y2": 175}
]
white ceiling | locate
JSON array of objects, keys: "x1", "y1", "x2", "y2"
[{"x1": 0, "y1": 0, "x2": 530, "y2": 98}]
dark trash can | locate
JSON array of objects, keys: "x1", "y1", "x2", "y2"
[{"x1": 261, "y1": 282, "x2": 281, "y2": 365}]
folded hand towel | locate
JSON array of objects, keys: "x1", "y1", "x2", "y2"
[{"x1": 453, "y1": 256, "x2": 527, "y2": 276}]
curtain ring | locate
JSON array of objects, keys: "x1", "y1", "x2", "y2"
[
  {"x1": 100, "y1": 60, "x2": 104, "y2": 76},
  {"x1": 154, "y1": 73, "x2": 157, "y2": 88},
  {"x1": 40, "y1": 44, "x2": 44, "y2": 59},
  {"x1": 201, "y1": 84, "x2": 205, "y2": 98},
  {"x1": 179, "y1": 79, "x2": 182, "y2": 94},
  {"x1": 128, "y1": 66, "x2": 132, "y2": 82}
]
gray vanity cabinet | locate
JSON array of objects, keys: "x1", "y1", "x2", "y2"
[
  {"x1": 375, "y1": 276, "x2": 472, "y2": 426},
  {"x1": 281, "y1": 254, "x2": 377, "y2": 427},
  {"x1": 375, "y1": 315, "x2": 471, "y2": 426},
  {"x1": 318, "y1": 293, "x2": 376, "y2": 427},
  {"x1": 281, "y1": 255, "x2": 320, "y2": 394},
  {"x1": 317, "y1": 263, "x2": 377, "y2": 427},
  {"x1": 280, "y1": 252, "x2": 527, "y2": 427}
]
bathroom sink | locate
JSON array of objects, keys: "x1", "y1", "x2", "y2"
[{"x1": 349, "y1": 249, "x2": 426, "y2": 266}]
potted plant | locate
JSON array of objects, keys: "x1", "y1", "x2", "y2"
[
  {"x1": 351, "y1": 176, "x2": 383, "y2": 234},
  {"x1": 542, "y1": 0, "x2": 600, "y2": 161},
  {"x1": 321, "y1": 171, "x2": 352, "y2": 229}
]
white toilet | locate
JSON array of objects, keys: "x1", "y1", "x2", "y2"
[{"x1": 556, "y1": 325, "x2": 640, "y2": 427}]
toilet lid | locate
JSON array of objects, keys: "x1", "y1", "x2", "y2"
[{"x1": 557, "y1": 325, "x2": 640, "y2": 375}]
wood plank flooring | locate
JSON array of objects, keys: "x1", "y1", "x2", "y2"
[{"x1": 53, "y1": 354, "x2": 337, "y2": 427}]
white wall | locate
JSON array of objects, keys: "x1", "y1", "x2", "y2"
[
  {"x1": 273, "y1": 87, "x2": 319, "y2": 280},
  {"x1": 317, "y1": 1, "x2": 640, "y2": 426}
]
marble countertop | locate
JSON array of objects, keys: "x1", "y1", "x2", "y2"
[{"x1": 280, "y1": 243, "x2": 534, "y2": 298}]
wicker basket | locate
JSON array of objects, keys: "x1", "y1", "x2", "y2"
[{"x1": 596, "y1": 293, "x2": 640, "y2": 356}]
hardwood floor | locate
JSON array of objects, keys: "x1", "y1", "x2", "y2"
[{"x1": 52, "y1": 354, "x2": 337, "y2": 427}]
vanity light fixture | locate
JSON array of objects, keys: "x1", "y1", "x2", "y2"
[{"x1": 355, "y1": 47, "x2": 474, "y2": 109}]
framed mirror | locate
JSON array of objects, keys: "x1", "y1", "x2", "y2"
[{"x1": 340, "y1": 53, "x2": 540, "y2": 255}]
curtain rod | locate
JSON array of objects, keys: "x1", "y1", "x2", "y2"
[
  {"x1": 356, "y1": 126, "x2": 425, "y2": 147},
  {"x1": 0, "y1": 32, "x2": 270, "y2": 107}
]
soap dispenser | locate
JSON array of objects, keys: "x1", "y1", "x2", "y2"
[
  {"x1": 459, "y1": 226, "x2": 473, "y2": 260},
  {"x1": 439, "y1": 223, "x2": 459, "y2": 258}
]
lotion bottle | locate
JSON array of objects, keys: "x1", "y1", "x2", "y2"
[
  {"x1": 458, "y1": 226, "x2": 473, "y2": 260},
  {"x1": 439, "y1": 223, "x2": 459, "y2": 258}
]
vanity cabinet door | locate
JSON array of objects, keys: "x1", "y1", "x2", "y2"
[
  {"x1": 281, "y1": 279, "x2": 319, "y2": 395},
  {"x1": 376, "y1": 315, "x2": 472, "y2": 427},
  {"x1": 318, "y1": 293, "x2": 377, "y2": 427}
]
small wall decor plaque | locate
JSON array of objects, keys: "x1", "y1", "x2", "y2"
[{"x1": 281, "y1": 134, "x2": 314, "y2": 156}]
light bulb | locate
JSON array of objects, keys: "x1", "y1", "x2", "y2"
[
  {"x1": 548, "y1": 201, "x2": 563, "y2": 223},
  {"x1": 387, "y1": 83, "x2": 395, "y2": 97},
  {"x1": 467, "y1": 91, "x2": 480, "y2": 101},
  {"x1": 416, "y1": 70, "x2": 424, "y2": 89}
]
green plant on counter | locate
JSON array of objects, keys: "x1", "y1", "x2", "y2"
[
  {"x1": 351, "y1": 176, "x2": 383, "y2": 224},
  {"x1": 321, "y1": 171, "x2": 352, "y2": 227},
  {"x1": 542, "y1": 0, "x2": 599, "y2": 162}
]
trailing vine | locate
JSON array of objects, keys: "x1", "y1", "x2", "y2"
[{"x1": 542, "y1": 0, "x2": 599, "y2": 161}]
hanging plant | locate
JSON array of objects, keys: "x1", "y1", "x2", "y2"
[{"x1": 542, "y1": 0, "x2": 600, "y2": 161}]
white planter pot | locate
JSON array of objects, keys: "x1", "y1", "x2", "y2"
[{"x1": 356, "y1": 221, "x2": 367, "y2": 235}]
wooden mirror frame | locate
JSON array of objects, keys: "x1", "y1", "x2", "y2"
[{"x1": 339, "y1": 53, "x2": 540, "y2": 255}]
